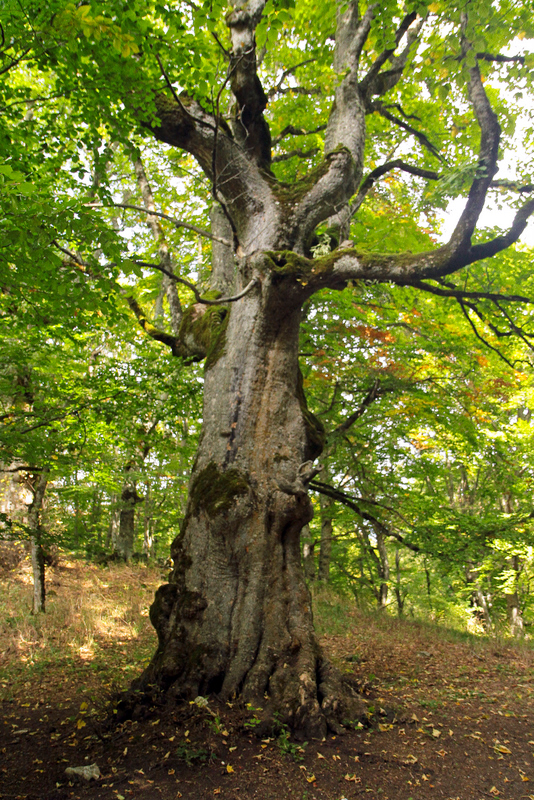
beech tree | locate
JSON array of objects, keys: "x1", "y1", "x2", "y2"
[{"x1": 4, "y1": 0, "x2": 534, "y2": 736}]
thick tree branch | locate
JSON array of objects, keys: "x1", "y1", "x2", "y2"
[
  {"x1": 446, "y1": 28, "x2": 501, "y2": 252},
  {"x1": 226, "y1": 0, "x2": 271, "y2": 166},
  {"x1": 467, "y1": 197, "x2": 534, "y2": 261},
  {"x1": 359, "y1": 13, "x2": 419, "y2": 102},
  {"x1": 288, "y1": 1, "x2": 374, "y2": 251}
]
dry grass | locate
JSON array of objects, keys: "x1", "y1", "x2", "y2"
[{"x1": 0, "y1": 554, "x2": 163, "y2": 702}]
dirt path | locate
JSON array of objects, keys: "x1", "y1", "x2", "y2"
[{"x1": 1, "y1": 565, "x2": 534, "y2": 799}]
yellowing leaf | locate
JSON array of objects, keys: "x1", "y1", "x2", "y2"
[
  {"x1": 494, "y1": 745, "x2": 512, "y2": 754},
  {"x1": 79, "y1": 702, "x2": 88, "y2": 711},
  {"x1": 432, "y1": 729, "x2": 441, "y2": 738},
  {"x1": 76, "y1": 719, "x2": 86, "y2": 729},
  {"x1": 316, "y1": 752, "x2": 325, "y2": 759},
  {"x1": 226, "y1": 764, "x2": 234, "y2": 774},
  {"x1": 344, "y1": 774, "x2": 361, "y2": 783},
  {"x1": 306, "y1": 774, "x2": 316, "y2": 783}
]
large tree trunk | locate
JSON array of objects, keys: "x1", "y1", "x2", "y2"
[{"x1": 136, "y1": 269, "x2": 364, "y2": 737}]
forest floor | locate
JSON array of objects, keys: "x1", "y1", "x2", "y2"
[{"x1": 1, "y1": 558, "x2": 534, "y2": 800}]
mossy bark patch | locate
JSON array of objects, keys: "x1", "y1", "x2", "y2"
[
  {"x1": 189, "y1": 462, "x2": 249, "y2": 518},
  {"x1": 205, "y1": 311, "x2": 229, "y2": 371},
  {"x1": 177, "y1": 297, "x2": 228, "y2": 360}
]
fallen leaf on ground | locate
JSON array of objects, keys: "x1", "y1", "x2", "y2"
[
  {"x1": 494, "y1": 745, "x2": 512, "y2": 754},
  {"x1": 306, "y1": 774, "x2": 316, "y2": 783},
  {"x1": 344, "y1": 774, "x2": 361, "y2": 783},
  {"x1": 226, "y1": 764, "x2": 234, "y2": 773}
]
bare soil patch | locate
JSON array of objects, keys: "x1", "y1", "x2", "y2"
[{"x1": 1, "y1": 560, "x2": 534, "y2": 799}]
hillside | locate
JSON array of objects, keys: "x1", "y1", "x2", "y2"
[{"x1": 1, "y1": 558, "x2": 533, "y2": 799}]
